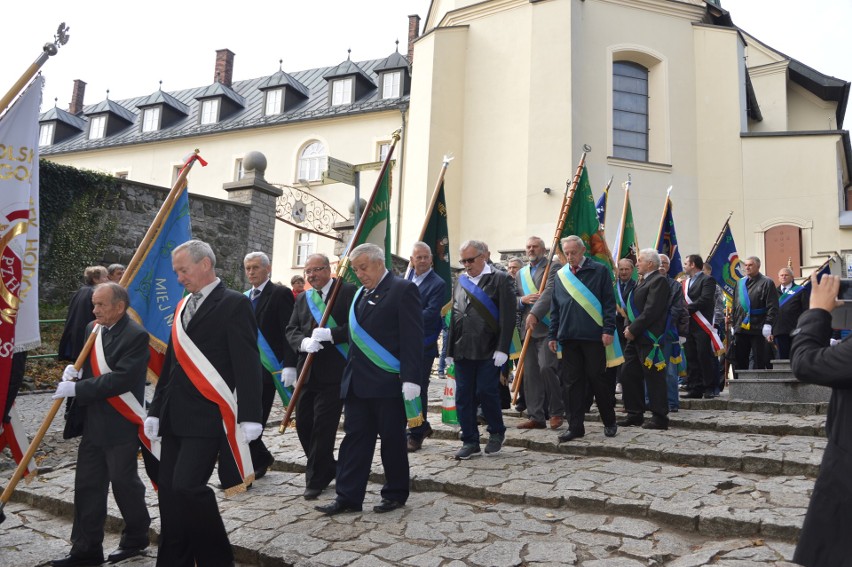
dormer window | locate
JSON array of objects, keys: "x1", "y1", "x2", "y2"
[
  {"x1": 381, "y1": 71, "x2": 401, "y2": 99},
  {"x1": 142, "y1": 107, "x2": 161, "y2": 132},
  {"x1": 89, "y1": 115, "x2": 107, "y2": 140},
  {"x1": 264, "y1": 88, "x2": 283, "y2": 116},
  {"x1": 38, "y1": 123, "x2": 54, "y2": 146},
  {"x1": 200, "y1": 99, "x2": 220, "y2": 124},
  {"x1": 331, "y1": 78, "x2": 353, "y2": 106}
]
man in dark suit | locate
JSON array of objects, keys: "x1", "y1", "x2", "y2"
[
  {"x1": 619, "y1": 248, "x2": 671, "y2": 430},
  {"x1": 285, "y1": 252, "x2": 355, "y2": 500},
  {"x1": 51, "y1": 283, "x2": 151, "y2": 567},
  {"x1": 681, "y1": 254, "x2": 720, "y2": 399},
  {"x1": 315, "y1": 243, "x2": 423, "y2": 516},
  {"x1": 611, "y1": 259, "x2": 636, "y2": 399},
  {"x1": 771, "y1": 266, "x2": 808, "y2": 359},
  {"x1": 243, "y1": 251, "x2": 297, "y2": 478},
  {"x1": 405, "y1": 241, "x2": 448, "y2": 451},
  {"x1": 732, "y1": 256, "x2": 779, "y2": 372},
  {"x1": 145, "y1": 240, "x2": 263, "y2": 567},
  {"x1": 448, "y1": 239, "x2": 516, "y2": 459}
]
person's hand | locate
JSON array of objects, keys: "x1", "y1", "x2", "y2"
[
  {"x1": 762, "y1": 324, "x2": 772, "y2": 339},
  {"x1": 240, "y1": 422, "x2": 263, "y2": 443},
  {"x1": 602, "y1": 334, "x2": 613, "y2": 346},
  {"x1": 144, "y1": 417, "x2": 160, "y2": 441},
  {"x1": 525, "y1": 314, "x2": 539, "y2": 333},
  {"x1": 311, "y1": 328, "x2": 333, "y2": 343},
  {"x1": 624, "y1": 327, "x2": 635, "y2": 342},
  {"x1": 282, "y1": 367, "x2": 297, "y2": 388},
  {"x1": 52, "y1": 381, "x2": 76, "y2": 399},
  {"x1": 300, "y1": 338, "x2": 324, "y2": 353},
  {"x1": 548, "y1": 340, "x2": 558, "y2": 354},
  {"x1": 831, "y1": 338, "x2": 841, "y2": 346},
  {"x1": 62, "y1": 365, "x2": 81, "y2": 382},
  {"x1": 401, "y1": 382, "x2": 421, "y2": 401},
  {"x1": 809, "y1": 273, "x2": 842, "y2": 313},
  {"x1": 444, "y1": 356, "x2": 453, "y2": 368},
  {"x1": 678, "y1": 336, "x2": 687, "y2": 345},
  {"x1": 521, "y1": 293, "x2": 540, "y2": 305},
  {"x1": 492, "y1": 351, "x2": 508, "y2": 367}
]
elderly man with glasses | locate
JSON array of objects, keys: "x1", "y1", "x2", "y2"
[{"x1": 446, "y1": 240, "x2": 517, "y2": 459}]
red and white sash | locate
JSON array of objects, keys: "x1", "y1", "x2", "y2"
[
  {"x1": 89, "y1": 325, "x2": 161, "y2": 461},
  {"x1": 171, "y1": 296, "x2": 254, "y2": 487},
  {"x1": 0, "y1": 404, "x2": 37, "y2": 479},
  {"x1": 683, "y1": 279, "x2": 725, "y2": 355}
]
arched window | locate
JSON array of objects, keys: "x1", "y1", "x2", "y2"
[
  {"x1": 298, "y1": 141, "x2": 326, "y2": 182},
  {"x1": 613, "y1": 61, "x2": 649, "y2": 161}
]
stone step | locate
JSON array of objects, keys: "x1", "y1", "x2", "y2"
[
  {"x1": 735, "y1": 369, "x2": 796, "y2": 380},
  {"x1": 728, "y1": 379, "x2": 832, "y2": 404},
  {"x1": 677, "y1": 396, "x2": 828, "y2": 416}
]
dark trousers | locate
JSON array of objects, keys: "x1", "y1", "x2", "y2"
[
  {"x1": 734, "y1": 332, "x2": 771, "y2": 372},
  {"x1": 775, "y1": 334, "x2": 793, "y2": 360},
  {"x1": 157, "y1": 435, "x2": 233, "y2": 567},
  {"x1": 335, "y1": 395, "x2": 409, "y2": 506},
  {"x1": 409, "y1": 354, "x2": 436, "y2": 440},
  {"x1": 684, "y1": 328, "x2": 716, "y2": 394},
  {"x1": 622, "y1": 341, "x2": 669, "y2": 426},
  {"x1": 248, "y1": 369, "x2": 276, "y2": 469},
  {"x1": 455, "y1": 358, "x2": 506, "y2": 444},
  {"x1": 296, "y1": 386, "x2": 343, "y2": 489},
  {"x1": 560, "y1": 340, "x2": 616, "y2": 432},
  {"x1": 522, "y1": 336, "x2": 564, "y2": 423},
  {"x1": 72, "y1": 437, "x2": 150, "y2": 557}
]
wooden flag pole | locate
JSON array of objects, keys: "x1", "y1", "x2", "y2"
[
  {"x1": 705, "y1": 211, "x2": 734, "y2": 265},
  {"x1": 653, "y1": 186, "x2": 674, "y2": 250},
  {"x1": 0, "y1": 23, "x2": 69, "y2": 117},
  {"x1": 404, "y1": 156, "x2": 452, "y2": 277},
  {"x1": 0, "y1": 151, "x2": 204, "y2": 523},
  {"x1": 512, "y1": 152, "x2": 588, "y2": 402},
  {"x1": 279, "y1": 130, "x2": 402, "y2": 433}
]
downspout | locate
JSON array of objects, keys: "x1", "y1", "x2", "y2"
[{"x1": 395, "y1": 101, "x2": 409, "y2": 254}]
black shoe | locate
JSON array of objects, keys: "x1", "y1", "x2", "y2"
[
  {"x1": 703, "y1": 393, "x2": 718, "y2": 399},
  {"x1": 254, "y1": 453, "x2": 275, "y2": 480},
  {"x1": 680, "y1": 391, "x2": 703, "y2": 399},
  {"x1": 669, "y1": 407, "x2": 679, "y2": 413},
  {"x1": 407, "y1": 436, "x2": 424, "y2": 452},
  {"x1": 641, "y1": 421, "x2": 668, "y2": 431},
  {"x1": 557, "y1": 430, "x2": 585, "y2": 443},
  {"x1": 454, "y1": 443, "x2": 481, "y2": 460},
  {"x1": 303, "y1": 487, "x2": 323, "y2": 500},
  {"x1": 315, "y1": 500, "x2": 362, "y2": 516},
  {"x1": 616, "y1": 416, "x2": 643, "y2": 427},
  {"x1": 107, "y1": 546, "x2": 146, "y2": 564},
  {"x1": 52, "y1": 554, "x2": 104, "y2": 567},
  {"x1": 373, "y1": 499, "x2": 405, "y2": 513},
  {"x1": 604, "y1": 425, "x2": 618, "y2": 437}
]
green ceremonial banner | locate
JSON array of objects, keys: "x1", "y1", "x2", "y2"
[
  {"x1": 561, "y1": 166, "x2": 615, "y2": 271},
  {"x1": 420, "y1": 180, "x2": 452, "y2": 311},
  {"x1": 345, "y1": 167, "x2": 392, "y2": 285},
  {"x1": 614, "y1": 190, "x2": 639, "y2": 277}
]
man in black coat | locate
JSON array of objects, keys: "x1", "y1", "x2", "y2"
[
  {"x1": 243, "y1": 251, "x2": 297, "y2": 478},
  {"x1": 771, "y1": 266, "x2": 809, "y2": 360},
  {"x1": 51, "y1": 283, "x2": 151, "y2": 567},
  {"x1": 731, "y1": 256, "x2": 779, "y2": 372},
  {"x1": 619, "y1": 249, "x2": 671, "y2": 430},
  {"x1": 146, "y1": 240, "x2": 263, "y2": 567},
  {"x1": 58, "y1": 266, "x2": 108, "y2": 361},
  {"x1": 285, "y1": 253, "x2": 355, "y2": 500},
  {"x1": 681, "y1": 254, "x2": 719, "y2": 399},
  {"x1": 790, "y1": 273, "x2": 852, "y2": 566},
  {"x1": 315, "y1": 244, "x2": 422, "y2": 516}
]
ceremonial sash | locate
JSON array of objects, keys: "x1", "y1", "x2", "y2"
[
  {"x1": 90, "y1": 326, "x2": 162, "y2": 464},
  {"x1": 625, "y1": 290, "x2": 667, "y2": 371},
  {"x1": 244, "y1": 290, "x2": 293, "y2": 407},
  {"x1": 779, "y1": 284, "x2": 803, "y2": 307},
  {"x1": 737, "y1": 277, "x2": 766, "y2": 330},
  {"x1": 349, "y1": 287, "x2": 423, "y2": 427},
  {"x1": 306, "y1": 288, "x2": 349, "y2": 359},
  {"x1": 519, "y1": 265, "x2": 550, "y2": 326},
  {"x1": 556, "y1": 265, "x2": 624, "y2": 367},
  {"x1": 683, "y1": 279, "x2": 725, "y2": 356},
  {"x1": 458, "y1": 275, "x2": 500, "y2": 333},
  {"x1": 172, "y1": 297, "x2": 254, "y2": 491},
  {"x1": 0, "y1": 404, "x2": 37, "y2": 479}
]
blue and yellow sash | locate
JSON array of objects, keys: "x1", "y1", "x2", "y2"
[
  {"x1": 244, "y1": 290, "x2": 292, "y2": 406},
  {"x1": 779, "y1": 283, "x2": 803, "y2": 307},
  {"x1": 625, "y1": 290, "x2": 667, "y2": 371},
  {"x1": 556, "y1": 265, "x2": 624, "y2": 367},
  {"x1": 737, "y1": 277, "x2": 766, "y2": 330},
  {"x1": 520, "y1": 265, "x2": 550, "y2": 327},
  {"x1": 307, "y1": 288, "x2": 349, "y2": 359}
]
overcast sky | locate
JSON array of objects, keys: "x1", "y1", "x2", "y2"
[{"x1": 3, "y1": 0, "x2": 850, "y2": 126}]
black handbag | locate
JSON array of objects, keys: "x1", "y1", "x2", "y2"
[{"x1": 62, "y1": 397, "x2": 86, "y2": 439}]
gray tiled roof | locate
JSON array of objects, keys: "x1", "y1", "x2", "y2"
[
  {"x1": 195, "y1": 82, "x2": 245, "y2": 106},
  {"x1": 137, "y1": 89, "x2": 190, "y2": 115},
  {"x1": 40, "y1": 57, "x2": 409, "y2": 156},
  {"x1": 374, "y1": 51, "x2": 410, "y2": 73},
  {"x1": 322, "y1": 58, "x2": 376, "y2": 86},
  {"x1": 39, "y1": 105, "x2": 86, "y2": 131},
  {"x1": 258, "y1": 69, "x2": 310, "y2": 98},
  {"x1": 85, "y1": 99, "x2": 137, "y2": 124}
]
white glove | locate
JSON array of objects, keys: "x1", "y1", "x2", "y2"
[
  {"x1": 492, "y1": 351, "x2": 508, "y2": 367},
  {"x1": 678, "y1": 336, "x2": 687, "y2": 345},
  {"x1": 444, "y1": 357, "x2": 453, "y2": 368},
  {"x1": 282, "y1": 367, "x2": 297, "y2": 388},
  {"x1": 762, "y1": 324, "x2": 772, "y2": 339},
  {"x1": 830, "y1": 338, "x2": 841, "y2": 346},
  {"x1": 240, "y1": 421, "x2": 263, "y2": 443},
  {"x1": 300, "y1": 337, "x2": 324, "y2": 353},
  {"x1": 402, "y1": 382, "x2": 421, "y2": 401},
  {"x1": 311, "y1": 328, "x2": 333, "y2": 342},
  {"x1": 144, "y1": 417, "x2": 160, "y2": 441},
  {"x1": 52, "y1": 381, "x2": 76, "y2": 399},
  {"x1": 62, "y1": 365, "x2": 81, "y2": 382}
]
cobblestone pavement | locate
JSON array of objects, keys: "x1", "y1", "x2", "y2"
[{"x1": 0, "y1": 381, "x2": 819, "y2": 566}]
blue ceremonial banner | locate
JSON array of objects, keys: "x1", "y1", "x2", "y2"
[
  {"x1": 596, "y1": 189, "x2": 608, "y2": 227},
  {"x1": 655, "y1": 195, "x2": 683, "y2": 278},
  {"x1": 127, "y1": 188, "x2": 192, "y2": 375},
  {"x1": 707, "y1": 222, "x2": 742, "y2": 299}
]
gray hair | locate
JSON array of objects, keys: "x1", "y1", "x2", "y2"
[
  {"x1": 639, "y1": 248, "x2": 661, "y2": 269},
  {"x1": 560, "y1": 235, "x2": 586, "y2": 250},
  {"x1": 411, "y1": 241, "x2": 432, "y2": 256},
  {"x1": 173, "y1": 239, "x2": 216, "y2": 267},
  {"x1": 244, "y1": 251, "x2": 270, "y2": 267},
  {"x1": 527, "y1": 236, "x2": 546, "y2": 249},
  {"x1": 507, "y1": 256, "x2": 524, "y2": 267},
  {"x1": 659, "y1": 253, "x2": 670, "y2": 263},
  {"x1": 778, "y1": 267, "x2": 794, "y2": 277},
  {"x1": 350, "y1": 243, "x2": 385, "y2": 263},
  {"x1": 94, "y1": 282, "x2": 129, "y2": 309},
  {"x1": 617, "y1": 258, "x2": 634, "y2": 269},
  {"x1": 459, "y1": 240, "x2": 488, "y2": 255},
  {"x1": 107, "y1": 263, "x2": 125, "y2": 275},
  {"x1": 746, "y1": 256, "x2": 762, "y2": 268},
  {"x1": 306, "y1": 253, "x2": 330, "y2": 267}
]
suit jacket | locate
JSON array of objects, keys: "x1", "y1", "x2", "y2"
[
  {"x1": 449, "y1": 268, "x2": 517, "y2": 360},
  {"x1": 626, "y1": 270, "x2": 669, "y2": 345},
  {"x1": 548, "y1": 258, "x2": 616, "y2": 342},
  {"x1": 416, "y1": 270, "x2": 447, "y2": 357},
  {"x1": 58, "y1": 285, "x2": 96, "y2": 361},
  {"x1": 75, "y1": 315, "x2": 149, "y2": 446},
  {"x1": 732, "y1": 272, "x2": 779, "y2": 334},
  {"x1": 685, "y1": 272, "x2": 716, "y2": 326},
  {"x1": 518, "y1": 257, "x2": 550, "y2": 340},
  {"x1": 341, "y1": 273, "x2": 423, "y2": 398},
  {"x1": 285, "y1": 278, "x2": 357, "y2": 389},
  {"x1": 253, "y1": 281, "x2": 297, "y2": 368},
  {"x1": 148, "y1": 282, "x2": 263, "y2": 437},
  {"x1": 774, "y1": 284, "x2": 809, "y2": 336}
]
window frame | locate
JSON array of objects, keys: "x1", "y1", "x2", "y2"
[
  {"x1": 294, "y1": 231, "x2": 316, "y2": 267},
  {"x1": 142, "y1": 106, "x2": 161, "y2": 133},
  {"x1": 298, "y1": 141, "x2": 327, "y2": 183},
  {"x1": 38, "y1": 123, "x2": 54, "y2": 146},
  {"x1": 331, "y1": 78, "x2": 354, "y2": 106},
  {"x1": 612, "y1": 61, "x2": 649, "y2": 162},
  {"x1": 381, "y1": 71, "x2": 402, "y2": 99},
  {"x1": 264, "y1": 88, "x2": 283, "y2": 116},
  {"x1": 89, "y1": 115, "x2": 107, "y2": 140},
  {"x1": 200, "y1": 98, "x2": 220, "y2": 125}
]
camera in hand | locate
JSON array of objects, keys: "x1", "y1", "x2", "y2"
[
  {"x1": 831, "y1": 278, "x2": 852, "y2": 329},
  {"x1": 840, "y1": 278, "x2": 852, "y2": 301}
]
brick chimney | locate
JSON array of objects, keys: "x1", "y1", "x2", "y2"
[
  {"x1": 407, "y1": 15, "x2": 421, "y2": 65},
  {"x1": 214, "y1": 49, "x2": 235, "y2": 87},
  {"x1": 69, "y1": 79, "x2": 86, "y2": 115}
]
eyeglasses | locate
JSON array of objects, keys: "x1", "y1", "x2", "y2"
[
  {"x1": 304, "y1": 267, "x2": 329, "y2": 275},
  {"x1": 459, "y1": 253, "x2": 482, "y2": 265}
]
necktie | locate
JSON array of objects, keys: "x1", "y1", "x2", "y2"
[
  {"x1": 571, "y1": 265, "x2": 578, "y2": 275},
  {"x1": 638, "y1": 274, "x2": 645, "y2": 285},
  {"x1": 317, "y1": 289, "x2": 323, "y2": 301},
  {"x1": 250, "y1": 288, "x2": 261, "y2": 310},
  {"x1": 183, "y1": 292, "x2": 203, "y2": 327},
  {"x1": 358, "y1": 289, "x2": 372, "y2": 317}
]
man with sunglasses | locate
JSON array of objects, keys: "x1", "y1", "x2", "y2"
[{"x1": 447, "y1": 240, "x2": 517, "y2": 459}]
